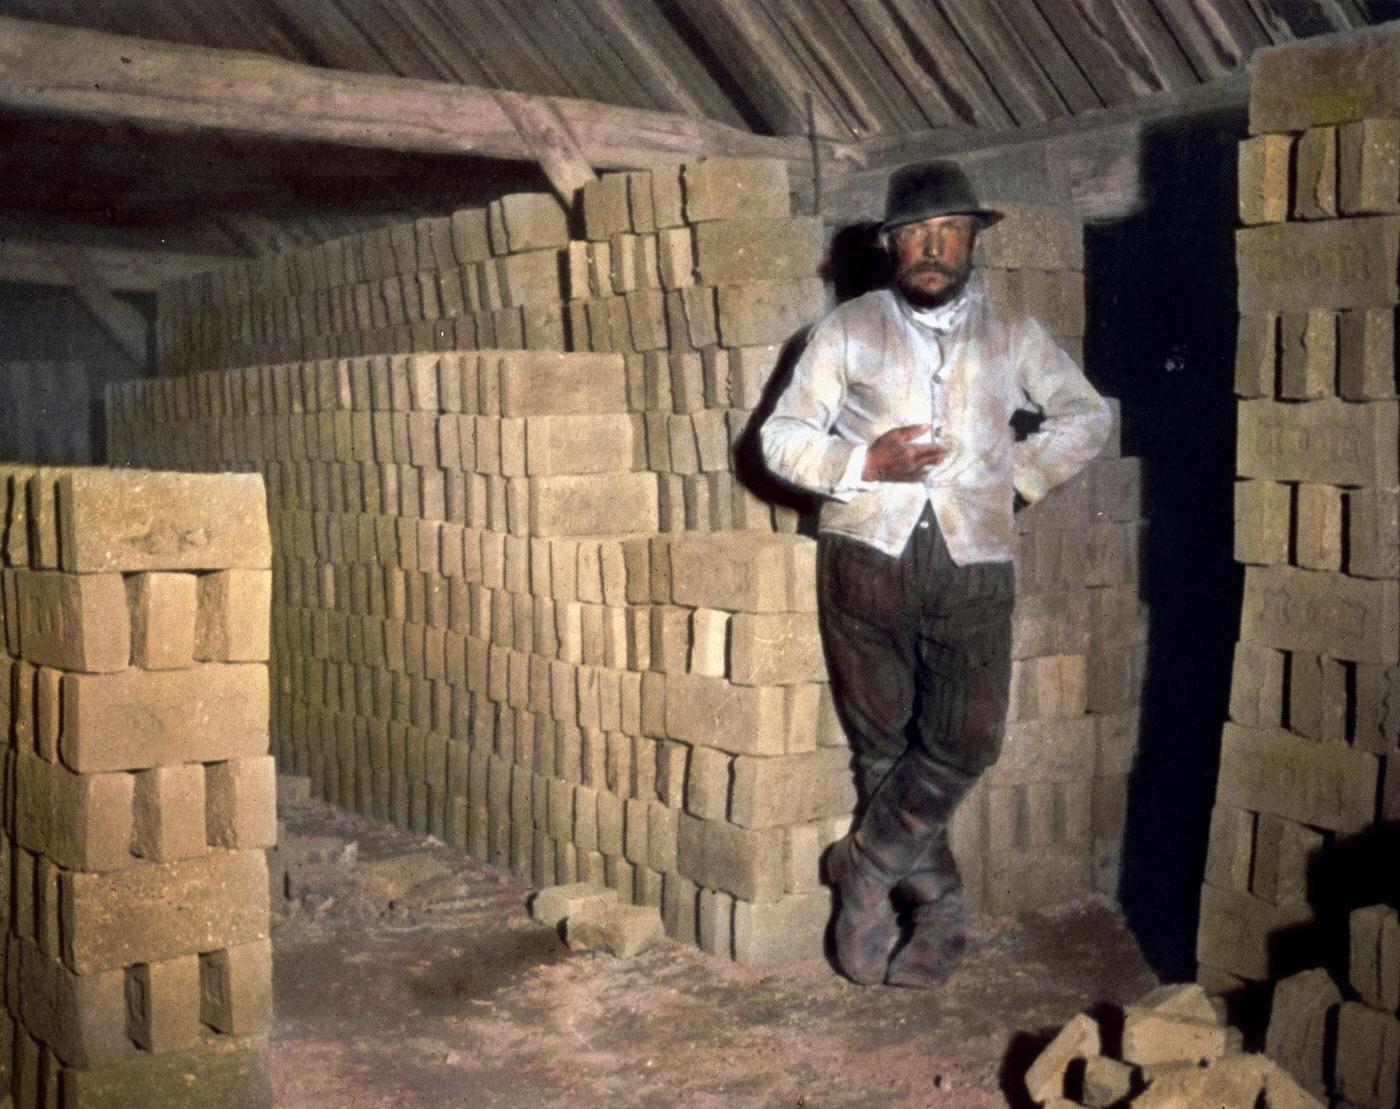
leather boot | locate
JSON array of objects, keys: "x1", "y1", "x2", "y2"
[
  {"x1": 824, "y1": 836, "x2": 900, "y2": 985},
  {"x1": 886, "y1": 836, "x2": 969, "y2": 989}
]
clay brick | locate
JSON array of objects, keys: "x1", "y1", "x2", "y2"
[
  {"x1": 1196, "y1": 882, "x2": 1318, "y2": 982},
  {"x1": 1237, "y1": 217, "x2": 1400, "y2": 315},
  {"x1": 727, "y1": 611, "x2": 826, "y2": 686},
  {"x1": 490, "y1": 192, "x2": 569, "y2": 253},
  {"x1": 668, "y1": 532, "x2": 817, "y2": 613},
  {"x1": 133, "y1": 764, "x2": 207, "y2": 862},
  {"x1": 729, "y1": 748, "x2": 854, "y2": 830},
  {"x1": 1249, "y1": 25, "x2": 1400, "y2": 133},
  {"x1": 125, "y1": 955, "x2": 202, "y2": 1053},
  {"x1": 1121, "y1": 1007, "x2": 1227, "y2": 1067},
  {"x1": 1336, "y1": 1001, "x2": 1400, "y2": 1109},
  {"x1": 1233, "y1": 479, "x2": 1290, "y2": 566},
  {"x1": 582, "y1": 174, "x2": 631, "y2": 241},
  {"x1": 14, "y1": 937, "x2": 130, "y2": 1068},
  {"x1": 1338, "y1": 308, "x2": 1396, "y2": 400},
  {"x1": 676, "y1": 813, "x2": 783, "y2": 902},
  {"x1": 57, "y1": 469, "x2": 271, "y2": 572},
  {"x1": 496, "y1": 249, "x2": 564, "y2": 308},
  {"x1": 1010, "y1": 591, "x2": 1091, "y2": 659},
  {"x1": 1250, "y1": 814, "x2": 1323, "y2": 905},
  {"x1": 1238, "y1": 134, "x2": 1293, "y2": 225},
  {"x1": 497, "y1": 351, "x2": 629, "y2": 417},
  {"x1": 1350, "y1": 488, "x2": 1400, "y2": 579},
  {"x1": 61, "y1": 664, "x2": 268, "y2": 773},
  {"x1": 714, "y1": 279, "x2": 827, "y2": 348},
  {"x1": 985, "y1": 717, "x2": 1095, "y2": 786},
  {"x1": 1024, "y1": 1012, "x2": 1100, "y2": 1104},
  {"x1": 732, "y1": 890, "x2": 827, "y2": 967},
  {"x1": 524, "y1": 414, "x2": 642, "y2": 476},
  {"x1": 685, "y1": 746, "x2": 731, "y2": 820},
  {"x1": 973, "y1": 203, "x2": 1084, "y2": 270},
  {"x1": 1241, "y1": 564, "x2": 1398, "y2": 664},
  {"x1": 1217, "y1": 720, "x2": 1377, "y2": 833},
  {"x1": 16, "y1": 570, "x2": 130, "y2": 672},
  {"x1": 665, "y1": 673, "x2": 807, "y2": 757},
  {"x1": 527, "y1": 473, "x2": 658, "y2": 536},
  {"x1": 985, "y1": 846, "x2": 1091, "y2": 913},
  {"x1": 1289, "y1": 653, "x2": 1349, "y2": 744},
  {"x1": 1265, "y1": 963, "x2": 1338, "y2": 1097},
  {"x1": 1350, "y1": 905, "x2": 1400, "y2": 1013},
  {"x1": 205, "y1": 756, "x2": 277, "y2": 849},
  {"x1": 688, "y1": 608, "x2": 728, "y2": 678},
  {"x1": 199, "y1": 938, "x2": 273, "y2": 1035},
  {"x1": 1203, "y1": 805, "x2": 1254, "y2": 891},
  {"x1": 1294, "y1": 483, "x2": 1344, "y2": 571},
  {"x1": 1235, "y1": 315, "x2": 1277, "y2": 397},
  {"x1": 1340, "y1": 118, "x2": 1400, "y2": 215},
  {"x1": 1293, "y1": 126, "x2": 1338, "y2": 220},
  {"x1": 1228, "y1": 640, "x2": 1286, "y2": 727},
  {"x1": 195, "y1": 569, "x2": 272, "y2": 662},
  {"x1": 1278, "y1": 311, "x2": 1336, "y2": 399},
  {"x1": 682, "y1": 158, "x2": 790, "y2": 222},
  {"x1": 126, "y1": 572, "x2": 198, "y2": 670},
  {"x1": 61, "y1": 1036, "x2": 271, "y2": 1109},
  {"x1": 22, "y1": 755, "x2": 134, "y2": 872},
  {"x1": 657, "y1": 227, "x2": 694, "y2": 289},
  {"x1": 692, "y1": 218, "x2": 825, "y2": 285},
  {"x1": 565, "y1": 900, "x2": 665, "y2": 956}
]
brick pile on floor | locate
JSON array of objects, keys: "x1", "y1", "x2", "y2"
[
  {"x1": 111, "y1": 157, "x2": 1147, "y2": 967},
  {"x1": 1023, "y1": 983, "x2": 1320, "y2": 1107},
  {"x1": 0, "y1": 465, "x2": 276, "y2": 1107}
]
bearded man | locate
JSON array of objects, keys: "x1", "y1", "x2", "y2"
[{"x1": 760, "y1": 162, "x2": 1111, "y2": 988}]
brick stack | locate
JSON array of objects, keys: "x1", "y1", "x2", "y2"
[
  {"x1": 0, "y1": 464, "x2": 275, "y2": 1107},
  {"x1": 1197, "y1": 25, "x2": 1400, "y2": 1009},
  {"x1": 0, "y1": 362, "x2": 93, "y2": 464},
  {"x1": 114, "y1": 158, "x2": 1144, "y2": 964}
]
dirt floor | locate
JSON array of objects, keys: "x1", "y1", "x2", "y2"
[{"x1": 267, "y1": 788, "x2": 1158, "y2": 1108}]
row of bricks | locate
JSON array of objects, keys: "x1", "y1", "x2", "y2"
[
  {"x1": 1204, "y1": 803, "x2": 1327, "y2": 909},
  {"x1": 6, "y1": 1025, "x2": 269, "y2": 1109},
  {"x1": 0, "y1": 657, "x2": 268, "y2": 774},
  {"x1": 1235, "y1": 479, "x2": 1399, "y2": 579},
  {"x1": 1236, "y1": 213, "x2": 1400, "y2": 317},
  {"x1": 4, "y1": 846, "x2": 268, "y2": 975},
  {"x1": 1238, "y1": 564, "x2": 1399, "y2": 666},
  {"x1": 1235, "y1": 308, "x2": 1396, "y2": 402},
  {"x1": 276, "y1": 691, "x2": 1142, "y2": 805},
  {"x1": 0, "y1": 569, "x2": 269, "y2": 674},
  {"x1": 258, "y1": 516, "x2": 1144, "y2": 613},
  {"x1": 7, "y1": 754, "x2": 276, "y2": 871},
  {"x1": 5, "y1": 932, "x2": 271, "y2": 1067},
  {"x1": 0, "y1": 466, "x2": 271, "y2": 576},
  {"x1": 1228, "y1": 640, "x2": 1397, "y2": 753},
  {"x1": 1236, "y1": 396, "x2": 1398, "y2": 489},
  {"x1": 265, "y1": 642, "x2": 1144, "y2": 758},
  {"x1": 1239, "y1": 118, "x2": 1400, "y2": 226},
  {"x1": 157, "y1": 160, "x2": 792, "y2": 319},
  {"x1": 265, "y1": 583, "x2": 1149, "y2": 688}
]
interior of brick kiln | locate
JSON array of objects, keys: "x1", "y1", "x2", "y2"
[{"x1": 0, "y1": 20, "x2": 1397, "y2": 1109}]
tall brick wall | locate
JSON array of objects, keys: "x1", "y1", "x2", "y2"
[
  {"x1": 1197, "y1": 22, "x2": 1400, "y2": 1098},
  {"x1": 0, "y1": 464, "x2": 275, "y2": 1108},
  {"x1": 112, "y1": 159, "x2": 1146, "y2": 964}
]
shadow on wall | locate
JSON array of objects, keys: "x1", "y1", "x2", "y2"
[{"x1": 1089, "y1": 107, "x2": 1247, "y2": 981}]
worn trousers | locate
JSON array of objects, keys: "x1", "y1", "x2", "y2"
[{"x1": 817, "y1": 504, "x2": 1015, "y2": 883}]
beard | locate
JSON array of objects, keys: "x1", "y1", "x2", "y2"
[{"x1": 895, "y1": 260, "x2": 971, "y2": 309}]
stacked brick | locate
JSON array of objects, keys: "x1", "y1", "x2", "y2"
[
  {"x1": 114, "y1": 158, "x2": 1144, "y2": 964},
  {"x1": 0, "y1": 362, "x2": 93, "y2": 465},
  {"x1": 1197, "y1": 25, "x2": 1400, "y2": 1012},
  {"x1": 0, "y1": 464, "x2": 275, "y2": 1107},
  {"x1": 1265, "y1": 903, "x2": 1400, "y2": 1106}
]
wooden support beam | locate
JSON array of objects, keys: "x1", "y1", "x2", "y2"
[
  {"x1": 491, "y1": 88, "x2": 597, "y2": 204},
  {"x1": 825, "y1": 72, "x2": 1251, "y2": 224},
  {"x1": 46, "y1": 246, "x2": 149, "y2": 367},
  {"x1": 0, "y1": 15, "x2": 864, "y2": 172},
  {"x1": 0, "y1": 237, "x2": 234, "y2": 293}
]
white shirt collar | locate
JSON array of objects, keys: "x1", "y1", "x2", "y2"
[{"x1": 897, "y1": 274, "x2": 978, "y2": 334}]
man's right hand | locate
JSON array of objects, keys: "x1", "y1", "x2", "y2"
[{"x1": 862, "y1": 424, "x2": 948, "y2": 482}]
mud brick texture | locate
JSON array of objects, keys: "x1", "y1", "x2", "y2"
[
  {"x1": 0, "y1": 464, "x2": 275, "y2": 1106},
  {"x1": 1199, "y1": 36, "x2": 1400, "y2": 1108},
  {"x1": 108, "y1": 164, "x2": 1143, "y2": 969}
]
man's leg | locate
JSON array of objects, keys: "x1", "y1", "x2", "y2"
[
  {"x1": 816, "y1": 533, "x2": 919, "y2": 984},
  {"x1": 886, "y1": 563, "x2": 1015, "y2": 988}
]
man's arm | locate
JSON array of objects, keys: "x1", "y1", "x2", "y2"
[{"x1": 1012, "y1": 318, "x2": 1112, "y2": 504}]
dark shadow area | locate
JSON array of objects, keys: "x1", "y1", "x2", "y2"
[
  {"x1": 1087, "y1": 106, "x2": 1248, "y2": 981},
  {"x1": 999, "y1": 1027, "x2": 1060, "y2": 1108}
]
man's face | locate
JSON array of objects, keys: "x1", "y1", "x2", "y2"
[{"x1": 889, "y1": 215, "x2": 977, "y2": 309}]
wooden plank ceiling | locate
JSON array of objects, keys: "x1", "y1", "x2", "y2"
[{"x1": 0, "y1": 0, "x2": 1390, "y2": 256}]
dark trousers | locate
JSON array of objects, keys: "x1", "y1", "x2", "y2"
[{"x1": 817, "y1": 505, "x2": 1014, "y2": 888}]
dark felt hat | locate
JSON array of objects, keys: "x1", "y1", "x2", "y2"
[{"x1": 880, "y1": 161, "x2": 1004, "y2": 233}]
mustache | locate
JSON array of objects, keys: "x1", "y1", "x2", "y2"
[{"x1": 899, "y1": 260, "x2": 959, "y2": 278}]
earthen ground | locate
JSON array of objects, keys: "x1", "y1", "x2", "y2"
[{"x1": 269, "y1": 795, "x2": 1157, "y2": 1108}]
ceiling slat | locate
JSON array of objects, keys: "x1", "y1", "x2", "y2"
[
  {"x1": 1033, "y1": 0, "x2": 1160, "y2": 104},
  {"x1": 993, "y1": 0, "x2": 1107, "y2": 113},
  {"x1": 929, "y1": 0, "x2": 1071, "y2": 126}
]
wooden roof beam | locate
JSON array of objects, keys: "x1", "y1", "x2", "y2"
[
  {"x1": 0, "y1": 237, "x2": 235, "y2": 293},
  {"x1": 0, "y1": 15, "x2": 864, "y2": 175}
]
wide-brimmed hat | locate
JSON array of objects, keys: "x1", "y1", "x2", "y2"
[{"x1": 880, "y1": 161, "x2": 1004, "y2": 233}]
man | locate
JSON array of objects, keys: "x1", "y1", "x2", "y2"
[{"x1": 760, "y1": 163, "x2": 1111, "y2": 988}]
